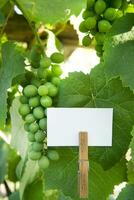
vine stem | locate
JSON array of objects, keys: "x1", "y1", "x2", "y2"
[
  {"x1": 13, "y1": 0, "x2": 45, "y2": 55},
  {"x1": 4, "y1": 181, "x2": 12, "y2": 196}
]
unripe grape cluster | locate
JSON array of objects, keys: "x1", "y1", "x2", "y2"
[
  {"x1": 19, "y1": 47, "x2": 64, "y2": 170},
  {"x1": 79, "y1": 0, "x2": 129, "y2": 56}
]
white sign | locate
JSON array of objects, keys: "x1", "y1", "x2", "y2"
[{"x1": 47, "y1": 108, "x2": 113, "y2": 147}]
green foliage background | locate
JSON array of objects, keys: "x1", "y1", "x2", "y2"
[{"x1": 0, "y1": 0, "x2": 134, "y2": 200}]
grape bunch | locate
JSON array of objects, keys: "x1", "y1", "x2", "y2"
[
  {"x1": 19, "y1": 46, "x2": 64, "y2": 170},
  {"x1": 79, "y1": 0, "x2": 129, "y2": 56}
]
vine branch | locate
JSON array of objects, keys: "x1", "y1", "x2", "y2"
[{"x1": 4, "y1": 181, "x2": 12, "y2": 196}]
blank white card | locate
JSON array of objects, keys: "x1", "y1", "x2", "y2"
[{"x1": 47, "y1": 108, "x2": 113, "y2": 147}]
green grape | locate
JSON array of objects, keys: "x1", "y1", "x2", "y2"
[
  {"x1": 28, "y1": 144, "x2": 33, "y2": 152},
  {"x1": 94, "y1": 0, "x2": 106, "y2": 14},
  {"x1": 45, "y1": 69, "x2": 52, "y2": 80},
  {"x1": 39, "y1": 118, "x2": 47, "y2": 131},
  {"x1": 52, "y1": 65, "x2": 62, "y2": 77},
  {"x1": 79, "y1": 21, "x2": 89, "y2": 33},
  {"x1": 23, "y1": 85, "x2": 38, "y2": 97},
  {"x1": 104, "y1": 8, "x2": 117, "y2": 21},
  {"x1": 45, "y1": 82, "x2": 53, "y2": 88},
  {"x1": 38, "y1": 156, "x2": 50, "y2": 170},
  {"x1": 84, "y1": 17, "x2": 97, "y2": 30},
  {"x1": 33, "y1": 106, "x2": 44, "y2": 119},
  {"x1": 30, "y1": 45, "x2": 41, "y2": 69},
  {"x1": 38, "y1": 85, "x2": 48, "y2": 96},
  {"x1": 82, "y1": 35, "x2": 92, "y2": 46},
  {"x1": 48, "y1": 84, "x2": 58, "y2": 97},
  {"x1": 25, "y1": 71, "x2": 34, "y2": 82},
  {"x1": 95, "y1": 44, "x2": 103, "y2": 52},
  {"x1": 40, "y1": 56, "x2": 51, "y2": 68},
  {"x1": 37, "y1": 67, "x2": 48, "y2": 79},
  {"x1": 31, "y1": 78, "x2": 41, "y2": 87},
  {"x1": 25, "y1": 114, "x2": 35, "y2": 123},
  {"x1": 29, "y1": 96, "x2": 40, "y2": 107},
  {"x1": 51, "y1": 77, "x2": 60, "y2": 86},
  {"x1": 19, "y1": 95, "x2": 28, "y2": 104},
  {"x1": 95, "y1": 45, "x2": 103, "y2": 57},
  {"x1": 28, "y1": 133, "x2": 35, "y2": 142},
  {"x1": 87, "y1": 0, "x2": 95, "y2": 9},
  {"x1": 116, "y1": 10, "x2": 123, "y2": 18},
  {"x1": 29, "y1": 151, "x2": 41, "y2": 160},
  {"x1": 19, "y1": 104, "x2": 30, "y2": 116},
  {"x1": 96, "y1": 51, "x2": 102, "y2": 57},
  {"x1": 98, "y1": 20, "x2": 112, "y2": 32},
  {"x1": 95, "y1": 33, "x2": 105, "y2": 45},
  {"x1": 45, "y1": 109, "x2": 47, "y2": 116},
  {"x1": 82, "y1": 10, "x2": 95, "y2": 19},
  {"x1": 24, "y1": 122, "x2": 30, "y2": 132},
  {"x1": 47, "y1": 150, "x2": 59, "y2": 161},
  {"x1": 111, "y1": 0, "x2": 122, "y2": 8},
  {"x1": 33, "y1": 142, "x2": 43, "y2": 152},
  {"x1": 35, "y1": 130, "x2": 45, "y2": 142},
  {"x1": 29, "y1": 122, "x2": 39, "y2": 133},
  {"x1": 50, "y1": 52, "x2": 64, "y2": 63},
  {"x1": 90, "y1": 28, "x2": 97, "y2": 36},
  {"x1": 40, "y1": 96, "x2": 52, "y2": 108}
]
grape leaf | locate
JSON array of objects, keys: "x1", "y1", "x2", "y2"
[
  {"x1": 44, "y1": 189, "x2": 72, "y2": 200},
  {"x1": 45, "y1": 149, "x2": 126, "y2": 200},
  {"x1": 9, "y1": 191, "x2": 20, "y2": 200},
  {"x1": 7, "y1": 148, "x2": 21, "y2": 182},
  {"x1": 0, "y1": 140, "x2": 8, "y2": 183},
  {"x1": 24, "y1": 179, "x2": 44, "y2": 200},
  {"x1": 103, "y1": 14, "x2": 134, "y2": 91},
  {"x1": 58, "y1": 65, "x2": 134, "y2": 169},
  {"x1": 16, "y1": 0, "x2": 86, "y2": 25},
  {"x1": 45, "y1": 189, "x2": 59, "y2": 200},
  {"x1": 0, "y1": 10, "x2": 5, "y2": 26},
  {"x1": 0, "y1": 0, "x2": 9, "y2": 9},
  {"x1": 130, "y1": 128, "x2": 134, "y2": 164},
  {"x1": 58, "y1": 192, "x2": 73, "y2": 200},
  {"x1": 0, "y1": 42, "x2": 25, "y2": 129},
  {"x1": 127, "y1": 161, "x2": 134, "y2": 184},
  {"x1": 20, "y1": 160, "x2": 40, "y2": 200},
  {"x1": 116, "y1": 184, "x2": 134, "y2": 200},
  {"x1": 10, "y1": 97, "x2": 28, "y2": 159}
]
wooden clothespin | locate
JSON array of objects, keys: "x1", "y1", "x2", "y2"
[{"x1": 78, "y1": 131, "x2": 89, "y2": 199}]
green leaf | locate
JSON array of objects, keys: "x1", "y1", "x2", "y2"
[
  {"x1": 16, "y1": 159, "x2": 27, "y2": 180},
  {"x1": 0, "y1": 0, "x2": 9, "y2": 9},
  {"x1": 116, "y1": 184, "x2": 134, "y2": 200},
  {"x1": 7, "y1": 148, "x2": 21, "y2": 182},
  {"x1": 9, "y1": 191, "x2": 20, "y2": 200},
  {"x1": 45, "y1": 149, "x2": 126, "y2": 200},
  {"x1": 58, "y1": 65, "x2": 134, "y2": 169},
  {"x1": 103, "y1": 14, "x2": 134, "y2": 91},
  {"x1": 0, "y1": 42, "x2": 25, "y2": 129},
  {"x1": 24, "y1": 179, "x2": 44, "y2": 200},
  {"x1": 0, "y1": 139, "x2": 8, "y2": 183},
  {"x1": 130, "y1": 127, "x2": 134, "y2": 163},
  {"x1": 0, "y1": 10, "x2": 5, "y2": 26},
  {"x1": 131, "y1": 0, "x2": 134, "y2": 4},
  {"x1": 127, "y1": 161, "x2": 134, "y2": 184},
  {"x1": 44, "y1": 190, "x2": 72, "y2": 200},
  {"x1": 58, "y1": 192, "x2": 73, "y2": 200},
  {"x1": 10, "y1": 97, "x2": 28, "y2": 159},
  {"x1": 16, "y1": 0, "x2": 86, "y2": 25},
  {"x1": 20, "y1": 159, "x2": 40, "y2": 200}
]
